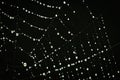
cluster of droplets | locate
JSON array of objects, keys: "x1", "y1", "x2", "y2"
[
  {"x1": 62, "y1": 1, "x2": 77, "y2": 22},
  {"x1": 0, "y1": 8, "x2": 14, "y2": 20},
  {"x1": 31, "y1": 0, "x2": 61, "y2": 9},
  {"x1": 1, "y1": 24, "x2": 43, "y2": 42},
  {"x1": 22, "y1": 20, "x2": 47, "y2": 31},
  {"x1": 0, "y1": 0, "x2": 120, "y2": 80},
  {"x1": 1, "y1": 1, "x2": 55, "y2": 19}
]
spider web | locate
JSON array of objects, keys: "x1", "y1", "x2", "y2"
[{"x1": 0, "y1": 0, "x2": 120, "y2": 80}]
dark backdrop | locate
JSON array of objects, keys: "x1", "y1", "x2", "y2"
[{"x1": 86, "y1": 0, "x2": 120, "y2": 67}]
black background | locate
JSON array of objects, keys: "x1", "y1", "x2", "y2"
[
  {"x1": 0, "y1": 0, "x2": 120, "y2": 79},
  {"x1": 86, "y1": 0, "x2": 120, "y2": 67}
]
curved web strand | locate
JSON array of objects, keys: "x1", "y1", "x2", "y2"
[{"x1": 0, "y1": 0, "x2": 120, "y2": 80}]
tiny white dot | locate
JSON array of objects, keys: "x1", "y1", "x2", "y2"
[
  {"x1": 16, "y1": 33, "x2": 19, "y2": 36},
  {"x1": 99, "y1": 28, "x2": 101, "y2": 30},
  {"x1": 87, "y1": 57, "x2": 90, "y2": 60},
  {"x1": 67, "y1": 4, "x2": 70, "y2": 6},
  {"x1": 81, "y1": 72, "x2": 83, "y2": 75},
  {"x1": 16, "y1": 6, "x2": 19, "y2": 9},
  {"x1": 63, "y1": 1, "x2": 66, "y2": 4},
  {"x1": 73, "y1": 51, "x2": 76, "y2": 54},
  {"x1": 84, "y1": 58, "x2": 87, "y2": 62},
  {"x1": 76, "y1": 68, "x2": 78, "y2": 71},
  {"x1": 39, "y1": 2, "x2": 42, "y2": 5},
  {"x1": 107, "y1": 73, "x2": 110, "y2": 76},
  {"x1": 91, "y1": 49, "x2": 93, "y2": 51},
  {"x1": 103, "y1": 26, "x2": 106, "y2": 29},
  {"x1": 2, "y1": 2, "x2": 5, "y2": 4},
  {"x1": 55, "y1": 14, "x2": 58, "y2": 17},
  {"x1": 92, "y1": 16, "x2": 95, "y2": 18},
  {"x1": 117, "y1": 70, "x2": 120, "y2": 73},
  {"x1": 50, "y1": 45, "x2": 53, "y2": 49},
  {"x1": 67, "y1": 18, "x2": 70, "y2": 20},
  {"x1": 58, "y1": 7, "x2": 61, "y2": 10},
  {"x1": 57, "y1": 32, "x2": 60, "y2": 35},
  {"x1": 59, "y1": 62, "x2": 62, "y2": 65},
  {"x1": 34, "y1": 64, "x2": 37, "y2": 67},
  {"x1": 23, "y1": 20, "x2": 26, "y2": 23},
  {"x1": 81, "y1": 60, "x2": 83, "y2": 62},
  {"x1": 29, "y1": 66, "x2": 32, "y2": 69},
  {"x1": 97, "y1": 48, "x2": 99, "y2": 51},
  {"x1": 22, "y1": 8, "x2": 25, "y2": 10},
  {"x1": 88, "y1": 41, "x2": 90, "y2": 44},
  {"x1": 68, "y1": 57, "x2": 71, "y2": 60},
  {"x1": 89, "y1": 76, "x2": 92, "y2": 79},
  {"x1": 48, "y1": 70, "x2": 51, "y2": 73},
  {"x1": 11, "y1": 30, "x2": 15, "y2": 34},
  {"x1": 30, "y1": 25, "x2": 33, "y2": 27},
  {"x1": 38, "y1": 39, "x2": 40, "y2": 42},
  {"x1": 67, "y1": 64, "x2": 70, "y2": 67},
  {"x1": 68, "y1": 31, "x2": 71, "y2": 34},
  {"x1": 103, "y1": 58, "x2": 106, "y2": 61},
  {"x1": 101, "y1": 50, "x2": 104, "y2": 53},
  {"x1": 112, "y1": 75, "x2": 115, "y2": 78},
  {"x1": 53, "y1": 65, "x2": 56, "y2": 68},
  {"x1": 96, "y1": 36, "x2": 99, "y2": 39},
  {"x1": 71, "y1": 63, "x2": 75, "y2": 66},
  {"x1": 73, "y1": 11, "x2": 76, "y2": 13},
  {"x1": 75, "y1": 56, "x2": 78, "y2": 59},
  {"x1": 71, "y1": 33, "x2": 73, "y2": 36},
  {"x1": 61, "y1": 74, "x2": 64, "y2": 77},
  {"x1": 18, "y1": 73, "x2": 20, "y2": 75},
  {"x1": 103, "y1": 75, "x2": 105, "y2": 78},
  {"x1": 43, "y1": 73, "x2": 46, "y2": 76},
  {"x1": 22, "y1": 62, "x2": 27, "y2": 67},
  {"x1": 10, "y1": 17, "x2": 14, "y2": 19},
  {"x1": 86, "y1": 68, "x2": 89, "y2": 71},
  {"x1": 28, "y1": 11, "x2": 30, "y2": 13},
  {"x1": 25, "y1": 10, "x2": 28, "y2": 12},
  {"x1": 64, "y1": 14, "x2": 67, "y2": 16},
  {"x1": 104, "y1": 45, "x2": 107, "y2": 48},
  {"x1": 33, "y1": 38, "x2": 36, "y2": 41},
  {"x1": 95, "y1": 73, "x2": 97, "y2": 76},
  {"x1": 82, "y1": 0, "x2": 85, "y2": 2},
  {"x1": 43, "y1": 3, "x2": 45, "y2": 6}
]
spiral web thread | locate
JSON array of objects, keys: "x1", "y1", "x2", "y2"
[{"x1": 0, "y1": 0, "x2": 120, "y2": 80}]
